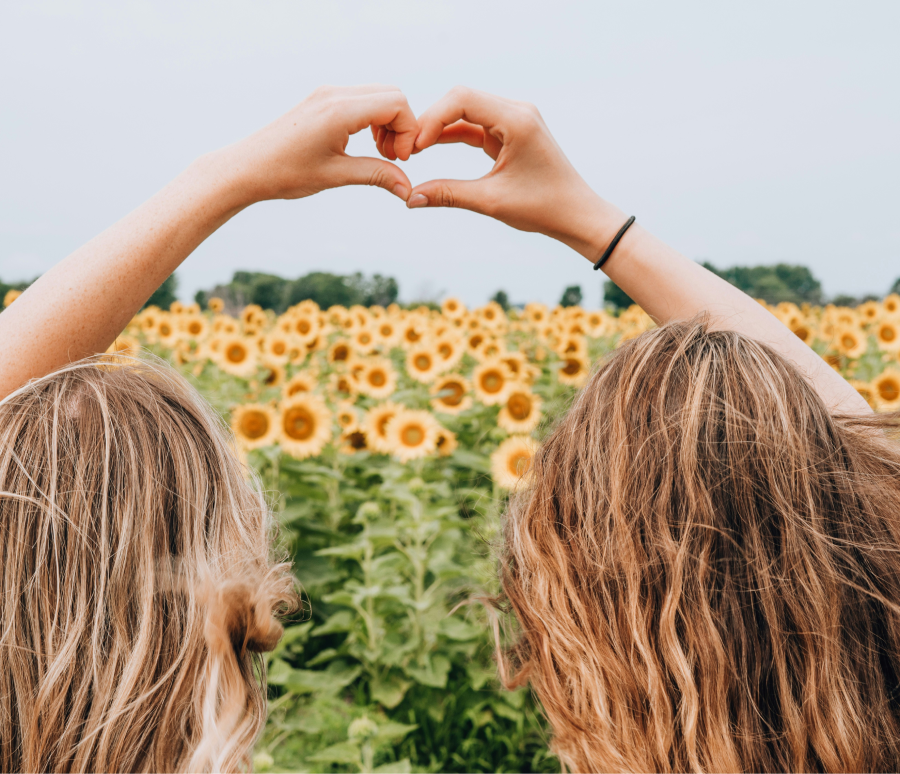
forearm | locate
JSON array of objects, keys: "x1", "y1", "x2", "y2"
[
  {"x1": 584, "y1": 199, "x2": 871, "y2": 416},
  {"x1": 0, "y1": 151, "x2": 251, "y2": 399}
]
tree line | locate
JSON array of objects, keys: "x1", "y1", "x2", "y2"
[{"x1": 3, "y1": 264, "x2": 899, "y2": 314}]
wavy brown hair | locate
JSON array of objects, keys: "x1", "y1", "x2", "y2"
[
  {"x1": 0, "y1": 357, "x2": 297, "y2": 773},
  {"x1": 501, "y1": 317, "x2": 900, "y2": 772}
]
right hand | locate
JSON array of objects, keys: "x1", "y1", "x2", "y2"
[{"x1": 397, "y1": 86, "x2": 627, "y2": 261}]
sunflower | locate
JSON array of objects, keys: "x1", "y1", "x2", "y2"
[
  {"x1": 289, "y1": 314, "x2": 319, "y2": 343},
  {"x1": 498, "y1": 389, "x2": 543, "y2": 434},
  {"x1": 170, "y1": 300, "x2": 184, "y2": 314},
  {"x1": 328, "y1": 339, "x2": 354, "y2": 364},
  {"x1": 261, "y1": 363, "x2": 286, "y2": 389},
  {"x1": 328, "y1": 371, "x2": 358, "y2": 400},
  {"x1": 859, "y1": 301, "x2": 881, "y2": 323},
  {"x1": 352, "y1": 327, "x2": 378, "y2": 355},
  {"x1": 107, "y1": 334, "x2": 141, "y2": 357},
  {"x1": 374, "y1": 319, "x2": 401, "y2": 349},
  {"x1": 472, "y1": 360, "x2": 515, "y2": 406},
  {"x1": 3, "y1": 289, "x2": 22, "y2": 307},
  {"x1": 884, "y1": 294, "x2": 900, "y2": 315},
  {"x1": 435, "y1": 428, "x2": 459, "y2": 457},
  {"x1": 283, "y1": 372, "x2": 317, "y2": 398},
  {"x1": 335, "y1": 400, "x2": 360, "y2": 431},
  {"x1": 478, "y1": 301, "x2": 506, "y2": 330},
  {"x1": 875, "y1": 319, "x2": 900, "y2": 352},
  {"x1": 441, "y1": 297, "x2": 467, "y2": 319},
  {"x1": 434, "y1": 336, "x2": 465, "y2": 370},
  {"x1": 791, "y1": 321, "x2": 814, "y2": 345},
  {"x1": 476, "y1": 339, "x2": 505, "y2": 362},
  {"x1": 429, "y1": 376, "x2": 473, "y2": 415},
  {"x1": 406, "y1": 344, "x2": 443, "y2": 384},
  {"x1": 585, "y1": 311, "x2": 611, "y2": 338},
  {"x1": 181, "y1": 314, "x2": 209, "y2": 341},
  {"x1": 240, "y1": 304, "x2": 264, "y2": 327},
  {"x1": 216, "y1": 335, "x2": 259, "y2": 377},
  {"x1": 466, "y1": 332, "x2": 490, "y2": 356},
  {"x1": 557, "y1": 336, "x2": 588, "y2": 358},
  {"x1": 524, "y1": 302, "x2": 549, "y2": 325},
  {"x1": 213, "y1": 315, "x2": 240, "y2": 335},
  {"x1": 339, "y1": 428, "x2": 370, "y2": 455},
  {"x1": 400, "y1": 319, "x2": 426, "y2": 348},
  {"x1": 364, "y1": 401, "x2": 404, "y2": 453},
  {"x1": 873, "y1": 369, "x2": 900, "y2": 410},
  {"x1": 558, "y1": 355, "x2": 590, "y2": 388},
  {"x1": 156, "y1": 314, "x2": 182, "y2": 347},
  {"x1": 849, "y1": 380, "x2": 877, "y2": 410},
  {"x1": 832, "y1": 326, "x2": 868, "y2": 360},
  {"x1": 207, "y1": 296, "x2": 225, "y2": 313},
  {"x1": 231, "y1": 403, "x2": 279, "y2": 450},
  {"x1": 278, "y1": 394, "x2": 332, "y2": 459},
  {"x1": 491, "y1": 436, "x2": 539, "y2": 490},
  {"x1": 383, "y1": 409, "x2": 440, "y2": 463},
  {"x1": 357, "y1": 357, "x2": 398, "y2": 399}
]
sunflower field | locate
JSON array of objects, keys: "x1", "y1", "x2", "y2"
[{"x1": 109, "y1": 291, "x2": 900, "y2": 772}]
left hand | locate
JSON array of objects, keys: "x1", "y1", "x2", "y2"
[{"x1": 225, "y1": 84, "x2": 419, "y2": 203}]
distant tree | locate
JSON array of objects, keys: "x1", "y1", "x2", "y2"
[
  {"x1": 701, "y1": 262, "x2": 823, "y2": 305},
  {"x1": 603, "y1": 280, "x2": 634, "y2": 311},
  {"x1": 143, "y1": 272, "x2": 178, "y2": 310},
  {"x1": 831, "y1": 294, "x2": 859, "y2": 307},
  {"x1": 490, "y1": 289, "x2": 510, "y2": 310},
  {"x1": 347, "y1": 272, "x2": 399, "y2": 307},
  {"x1": 891, "y1": 277, "x2": 900, "y2": 296},
  {"x1": 559, "y1": 285, "x2": 583, "y2": 308}
]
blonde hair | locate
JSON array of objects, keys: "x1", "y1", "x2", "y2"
[
  {"x1": 501, "y1": 318, "x2": 900, "y2": 772},
  {"x1": 0, "y1": 356, "x2": 297, "y2": 772}
]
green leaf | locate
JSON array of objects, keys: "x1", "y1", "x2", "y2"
[
  {"x1": 266, "y1": 658, "x2": 293, "y2": 686},
  {"x1": 284, "y1": 661, "x2": 362, "y2": 695},
  {"x1": 312, "y1": 609, "x2": 355, "y2": 636},
  {"x1": 439, "y1": 616, "x2": 481, "y2": 641},
  {"x1": 305, "y1": 647, "x2": 339, "y2": 667},
  {"x1": 374, "y1": 721, "x2": 418, "y2": 742},
  {"x1": 305, "y1": 740, "x2": 362, "y2": 765},
  {"x1": 316, "y1": 541, "x2": 366, "y2": 559},
  {"x1": 369, "y1": 673, "x2": 412, "y2": 709},
  {"x1": 373, "y1": 758, "x2": 411, "y2": 773},
  {"x1": 404, "y1": 654, "x2": 451, "y2": 688}
]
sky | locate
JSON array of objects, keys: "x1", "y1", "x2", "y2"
[{"x1": 1, "y1": 1, "x2": 898, "y2": 308}]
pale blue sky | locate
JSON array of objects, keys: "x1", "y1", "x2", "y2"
[{"x1": 1, "y1": 1, "x2": 898, "y2": 307}]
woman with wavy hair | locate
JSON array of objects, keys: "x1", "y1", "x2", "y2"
[
  {"x1": 401, "y1": 87, "x2": 895, "y2": 772},
  {"x1": 0, "y1": 85, "x2": 420, "y2": 772}
]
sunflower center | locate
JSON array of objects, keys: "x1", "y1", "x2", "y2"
[
  {"x1": 481, "y1": 371, "x2": 503, "y2": 393},
  {"x1": 562, "y1": 359, "x2": 582, "y2": 376},
  {"x1": 882, "y1": 326, "x2": 896, "y2": 342},
  {"x1": 297, "y1": 319, "x2": 312, "y2": 335},
  {"x1": 160, "y1": 324, "x2": 172, "y2": 336},
  {"x1": 188, "y1": 322, "x2": 202, "y2": 335},
  {"x1": 283, "y1": 407, "x2": 315, "y2": 441},
  {"x1": 380, "y1": 325, "x2": 393, "y2": 336},
  {"x1": 406, "y1": 330, "x2": 421, "y2": 343},
  {"x1": 359, "y1": 333, "x2": 371, "y2": 345},
  {"x1": 369, "y1": 370, "x2": 386, "y2": 386},
  {"x1": 240, "y1": 412, "x2": 269, "y2": 440},
  {"x1": 841, "y1": 334, "x2": 856, "y2": 349},
  {"x1": 470, "y1": 335, "x2": 484, "y2": 348},
  {"x1": 438, "y1": 381, "x2": 464, "y2": 406},
  {"x1": 347, "y1": 430, "x2": 367, "y2": 449},
  {"x1": 879, "y1": 380, "x2": 900, "y2": 402},
  {"x1": 507, "y1": 451, "x2": 532, "y2": 477},
  {"x1": 377, "y1": 414, "x2": 395, "y2": 436},
  {"x1": 272, "y1": 340, "x2": 286, "y2": 355},
  {"x1": 401, "y1": 425, "x2": 425, "y2": 446},
  {"x1": 414, "y1": 355, "x2": 431, "y2": 371},
  {"x1": 226, "y1": 344, "x2": 247, "y2": 363},
  {"x1": 508, "y1": 393, "x2": 532, "y2": 420},
  {"x1": 264, "y1": 368, "x2": 279, "y2": 386},
  {"x1": 793, "y1": 327, "x2": 809, "y2": 341},
  {"x1": 439, "y1": 344, "x2": 452, "y2": 358},
  {"x1": 333, "y1": 345, "x2": 349, "y2": 361}
]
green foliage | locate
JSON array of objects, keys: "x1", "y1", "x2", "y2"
[
  {"x1": 558, "y1": 285, "x2": 582, "y2": 308},
  {"x1": 490, "y1": 290, "x2": 510, "y2": 310},
  {"x1": 701, "y1": 261, "x2": 823, "y2": 305},
  {"x1": 603, "y1": 280, "x2": 634, "y2": 311},
  {"x1": 143, "y1": 272, "x2": 178, "y2": 310},
  {"x1": 890, "y1": 277, "x2": 900, "y2": 296},
  {"x1": 198, "y1": 270, "x2": 400, "y2": 313}
]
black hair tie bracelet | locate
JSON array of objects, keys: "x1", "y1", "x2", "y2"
[{"x1": 593, "y1": 215, "x2": 636, "y2": 271}]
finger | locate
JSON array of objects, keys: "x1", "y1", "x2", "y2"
[
  {"x1": 335, "y1": 156, "x2": 412, "y2": 201},
  {"x1": 375, "y1": 125, "x2": 387, "y2": 157},
  {"x1": 345, "y1": 92, "x2": 418, "y2": 161},
  {"x1": 414, "y1": 86, "x2": 512, "y2": 152},
  {"x1": 383, "y1": 130, "x2": 397, "y2": 161},
  {"x1": 406, "y1": 177, "x2": 491, "y2": 214}
]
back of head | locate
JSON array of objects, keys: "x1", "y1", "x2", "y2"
[
  {"x1": 0, "y1": 357, "x2": 296, "y2": 773},
  {"x1": 502, "y1": 317, "x2": 900, "y2": 772}
]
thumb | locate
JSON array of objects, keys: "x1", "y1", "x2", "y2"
[
  {"x1": 406, "y1": 178, "x2": 489, "y2": 214},
  {"x1": 335, "y1": 155, "x2": 412, "y2": 201}
]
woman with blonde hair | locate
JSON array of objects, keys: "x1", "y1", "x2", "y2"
[
  {"x1": 0, "y1": 85, "x2": 420, "y2": 772},
  {"x1": 401, "y1": 87, "x2": 896, "y2": 773}
]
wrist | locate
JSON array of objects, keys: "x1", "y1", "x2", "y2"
[
  {"x1": 552, "y1": 191, "x2": 629, "y2": 264},
  {"x1": 189, "y1": 147, "x2": 265, "y2": 212}
]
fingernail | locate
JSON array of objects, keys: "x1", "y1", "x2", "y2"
[
  {"x1": 392, "y1": 183, "x2": 409, "y2": 201},
  {"x1": 407, "y1": 193, "x2": 428, "y2": 209}
]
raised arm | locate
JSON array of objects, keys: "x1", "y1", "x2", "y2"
[
  {"x1": 403, "y1": 86, "x2": 871, "y2": 416},
  {"x1": 0, "y1": 85, "x2": 418, "y2": 400}
]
